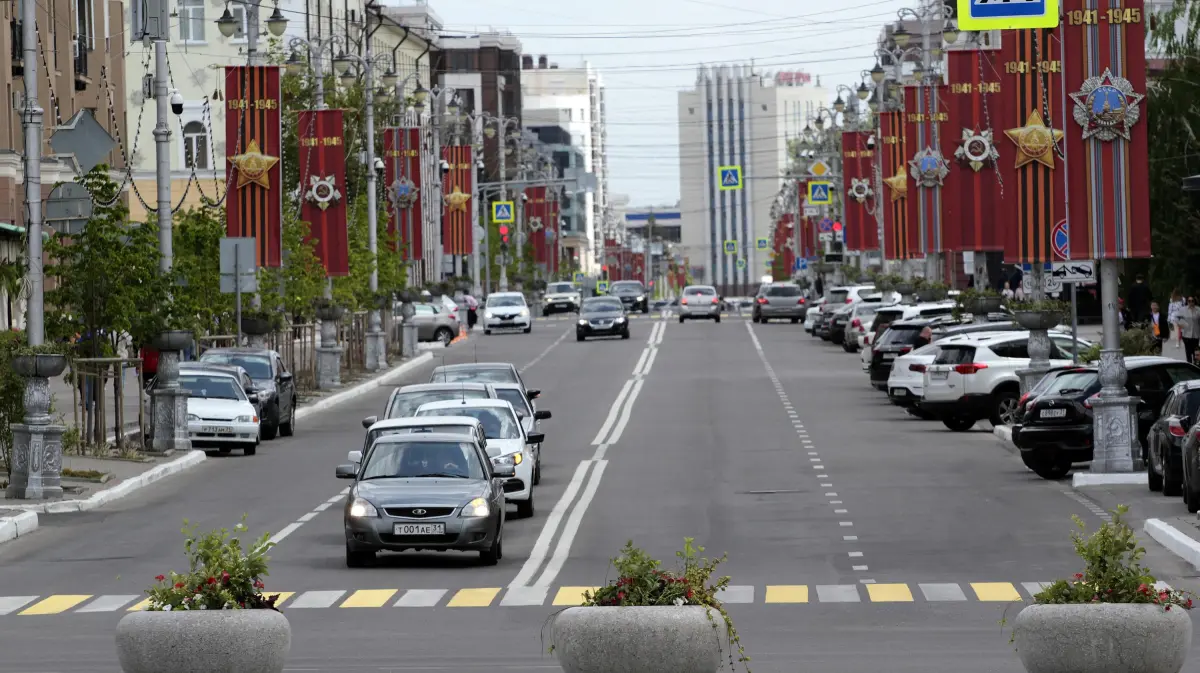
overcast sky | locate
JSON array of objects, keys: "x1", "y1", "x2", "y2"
[{"x1": 429, "y1": 0, "x2": 911, "y2": 208}]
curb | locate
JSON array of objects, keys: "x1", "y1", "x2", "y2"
[
  {"x1": 992, "y1": 424, "x2": 1018, "y2": 455},
  {"x1": 1072, "y1": 471, "x2": 1148, "y2": 488},
  {"x1": 1145, "y1": 518, "x2": 1200, "y2": 572},
  {"x1": 293, "y1": 352, "x2": 433, "y2": 422},
  {"x1": 0, "y1": 510, "x2": 39, "y2": 545},
  {"x1": 4, "y1": 450, "x2": 208, "y2": 514}
]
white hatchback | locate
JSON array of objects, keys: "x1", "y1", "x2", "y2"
[
  {"x1": 182, "y1": 371, "x2": 261, "y2": 455},
  {"x1": 483, "y1": 292, "x2": 532, "y2": 334}
]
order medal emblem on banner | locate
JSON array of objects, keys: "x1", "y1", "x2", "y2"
[
  {"x1": 225, "y1": 66, "x2": 283, "y2": 269},
  {"x1": 297, "y1": 108, "x2": 349, "y2": 276},
  {"x1": 384, "y1": 128, "x2": 424, "y2": 259}
]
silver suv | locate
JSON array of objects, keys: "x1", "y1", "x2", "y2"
[{"x1": 753, "y1": 283, "x2": 806, "y2": 323}]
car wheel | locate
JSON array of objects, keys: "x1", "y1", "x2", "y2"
[
  {"x1": 990, "y1": 387, "x2": 1020, "y2": 427},
  {"x1": 533, "y1": 459, "x2": 542, "y2": 485},
  {"x1": 576, "y1": 333, "x2": 586, "y2": 342},
  {"x1": 621, "y1": 330, "x2": 630, "y2": 339},
  {"x1": 1148, "y1": 452, "x2": 1164, "y2": 492},
  {"x1": 942, "y1": 416, "x2": 977, "y2": 432},
  {"x1": 642, "y1": 306, "x2": 650, "y2": 314},
  {"x1": 678, "y1": 316, "x2": 685, "y2": 323},
  {"x1": 262, "y1": 406, "x2": 280, "y2": 440},
  {"x1": 1186, "y1": 469, "x2": 1200, "y2": 513},
  {"x1": 714, "y1": 315, "x2": 721, "y2": 323},
  {"x1": 279, "y1": 403, "x2": 295, "y2": 437},
  {"x1": 523, "y1": 326, "x2": 532, "y2": 334},
  {"x1": 907, "y1": 407, "x2": 937, "y2": 421},
  {"x1": 346, "y1": 544, "x2": 375, "y2": 568},
  {"x1": 479, "y1": 525, "x2": 502, "y2": 566},
  {"x1": 1032, "y1": 457, "x2": 1072, "y2": 480},
  {"x1": 543, "y1": 310, "x2": 551, "y2": 317},
  {"x1": 791, "y1": 318, "x2": 800, "y2": 324},
  {"x1": 435, "y1": 327, "x2": 455, "y2": 346},
  {"x1": 484, "y1": 329, "x2": 492, "y2": 335},
  {"x1": 244, "y1": 442, "x2": 257, "y2": 456},
  {"x1": 516, "y1": 491, "x2": 535, "y2": 519},
  {"x1": 842, "y1": 341, "x2": 856, "y2": 353}
]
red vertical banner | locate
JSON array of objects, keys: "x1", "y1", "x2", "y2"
[
  {"x1": 944, "y1": 49, "x2": 1005, "y2": 253},
  {"x1": 632, "y1": 252, "x2": 645, "y2": 280},
  {"x1": 525, "y1": 186, "x2": 548, "y2": 266},
  {"x1": 775, "y1": 213, "x2": 796, "y2": 275},
  {"x1": 297, "y1": 110, "x2": 348, "y2": 276},
  {"x1": 904, "y1": 84, "x2": 950, "y2": 257},
  {"x1": 841, "y1": 131, "x2": 878, "y2": 251},
  {"x1": 548, "y1": 195, "x2": 561, "y2": 275},
  {"x1": 441, "y1": 146, "x2": 473, "y2": 256},
  {"x1": 225, "y1": 66, "x2": 283, "y2": 268},
  {"x1": 384, "y1": 128, "x2": 424, "y2": 260},
  {"x1": 996, "y1": 28, "x2": 1068, "y2": 264},
  {"x1": 1060, "y1": 0, "x2": 1150, "y2": 260},
  {"x1": 795, "y1": 179, "x2": 811, "y2": 259},
  {"x1": 879, "y1": 111, "x2": 911, "y2": 260}
]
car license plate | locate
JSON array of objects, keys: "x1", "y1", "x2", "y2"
[
  {"x1": 202, "y1": 425, "x2": 233, "y2": 435},
  {"x1": 891, "y1": 388, "x2": 907, "y2": 397},
  {"x1": 881, "y1": 354, "x2": 895, "y2": 361},
  {"x1": 931, "y1": 371, "x2": 949, "y2": 380},
  {"x1": 393, "y1": 523, "x2": 445, "y2": 535},
  {"x1": 1041, "y1": 409, "x2": 1067, "y2": 418}
]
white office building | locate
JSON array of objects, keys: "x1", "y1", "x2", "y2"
[{"x1": 677, "y1": 65, "x2": 828, "y2": 294}]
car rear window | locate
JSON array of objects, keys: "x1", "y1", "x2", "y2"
[
  {"x1": 388, "y1": 389, "x2": 489, "y2": 418},
  {"x1": 1043, "y1": 371, "x2": 1100, "y2": 396},
  {"x1": 933, "y1": 346, "x2": 977, "y2": 365},
  {"x1": 611, "y1": 282, "x2": 644, "y2": 292},
  {"x1": 766, "y1": 285, "x2": 801, "y2": 297},
  {"x1": 919, "y1": 307, "x2": 953, "y2": 317},
  {"x1": 856, "y1": 305, "x2": 880, "y2": 317},
  {"x1": 1181, "y1": 391, "x2": 1200, "y2": 421},
  {"x1": 879, "y1": 325, "x2": 924, "y2": 346},
  {"x1": 828, "y1": 290, "x2": 849, "y2": 304},
  {"x1": 686, "y1": 287, "x2": 716, "y2": 296}
]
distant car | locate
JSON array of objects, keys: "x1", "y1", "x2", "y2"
[
  {"x1": 652, "y1": 299, "x2": 670, "y2": 312},
  {"x1": 753, "y1": 283, "x2": 806, "y2": 324},
  {"x1": 177, "y1": 369, "x2": 261, "y2": 455},
  {"x1": 678, "y1": 285, "x2": 721, "y2": 323},
  {"x1": 336, "y1": 432, "x2": 509, "y2": 567},
  {"x1": 368, "y1": 382, "x2": 498, "y2": 425},
  {"x1": 543, "y1": 281, "x2": 582, "y2": 316},
  {"x1": 606, "y1": 280, "x2": 650, "y2": 313},
  {"x1": 577, "y1": 297, "x2": 631, "y2": 341},
  {"x1": 407, "y1": 302, "x2": 460, "y2": 346},
  {"x1": 1147, "y1": 379, "x2": 1200, "y2": 496},
  {"x1": 198, "y1": 347, "x2": 297, "y2": 440},
  {"x1": 176, "y1": 362, "x2": 262, "y2": 420},
  {"x1": 429, "y1": 362, "x2": 527, "y2": 390},
  {"x1": 483, "y1": 292, "x2": 532, "y2": 334}
]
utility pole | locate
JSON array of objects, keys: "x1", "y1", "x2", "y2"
[
  {"x1": 645, "y1": 210, "x2": 655, "y2": 289},
  {"x1": 153, "y1": 25, "x2": 172, "y2": 274},
  {"x1": 364, "y1": 35, "x2": 386, "y2": 372},
  {"x1": 21, "y1": 0, "x2": 43, "y2": 347}
]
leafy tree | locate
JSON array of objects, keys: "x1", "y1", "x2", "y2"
[
  {"x1": 257, "y1": 207, "x2": 328, "y2": 323},
  {"x1": 173, "y1": 207, "x2": 235, "y2": 334}
]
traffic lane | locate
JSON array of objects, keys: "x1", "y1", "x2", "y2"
[
  {"x1": 0, "y1": 331, "x2": 563, "y2": 596},
  {"x1": 6, "y1": 605, "x2": 1199, "y2": 673},
  {"x1": 553, "y1": 318, "x2": 857, "y2": 589},
  {"x1": 262, "y1": 322, "x2": 649, "y2": 590},
  {"x1": 753, "y1": 327, "x2": 1093, "y2": 582}
]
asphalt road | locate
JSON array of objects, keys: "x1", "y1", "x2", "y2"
[{"x1": 1, "y1": 313, "x2": 1198, "y2": 673}]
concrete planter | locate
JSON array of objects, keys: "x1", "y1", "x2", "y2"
[
  {"x1": 1013, "y1": 603, "x2": 1191, "y2": 673},
  {"x1": 11, "y1": 353, "x2": 68, "y2": 379},
  {"x1": 1014, "y1": 311, "x2": 1063, "y2": 331},
  {"x1": 240, "y1": 316, "x2": 272, "y2": 336},
  {"x1": 151, "y1": 330, "x2": 193, "y2": 352},
  {"x1": 963, "y1": 295, "x2": 1004, "y2": 316},
  {"x1": 116, "y1": 609, "x2": 291, "y2": 673},
  {"x1": 551, "y1": 606, "x2": 722, "y2": 673},
  {"x1": 315, "y1": 305, "x2": 345, "y2": 322}
]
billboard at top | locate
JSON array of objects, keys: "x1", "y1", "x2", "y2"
[{"x1": 775, "y1": 72, "x2": 812, "y2": 86}]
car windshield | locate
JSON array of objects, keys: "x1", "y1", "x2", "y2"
[
  {"x1": 829, "y1": 290, "x2": 850, "y2": 303},
  {"x1": 685, "y1": 287, "x2": 716, "y2": 296},
  {"x1": 547, "y1": 283, "x2": 574, "y2": 294},
  {"x1": 416, "y1": 406, "x2": 522, "y2": 440},
  {"x1": 766, "y1": 285, "x2": 801, "y2": 297},
  {"x1": 495, "y1": 389, "x2": 531, "y2": 416},
  {"x1": 359, "y1": 441, "x2": 485, "y2": 480},
  {"x1": 179, "y1": 375, "x2": 245, "y2": 401},
  {"x1": 387, "y1": 389, "x2": 489, "y2": 418},
  {"x1": 487, "y1": 295, "x2": 525, "y2": 308},
  {"x1": 434, "y1": 367, "x2": 518, "y2": 384},
  {"x1": 584, "y1": 300, "x2": 622, "y2": 313},
  {"x1": 1043, "y1": 371, "x2": 1100, "y2": 395},
  {"x1": 611, "y1": 282, "x2": 643, "y2": 293},
  {"x1": 200, "y1": 354, "x2": 272, "y2": 379}
]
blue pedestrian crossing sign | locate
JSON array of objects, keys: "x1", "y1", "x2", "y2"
[
  {"x1": 596, "y1": 280, "x2": 609, "y2": 294},
  {"x1": 723, "y1": 240, "x2": 737, "y2": 255},
  {"x1": 797, "y1": 258, "x2": 808, "y2": 271},
  {"x1": 736, "y1": 258, "x2": 747, "y2": 270},
  {"x1": 755, "y1": 237, "x2": 769, "y2": 251},
  {"x1": 957, "y1": 0, "x2": 1059, "y2": 30},
  {"x1": 808, "y1": 181, "x2": 833, "y2": 205},
  {"x1": 717, "y1": 165, "x2": 743, "y2": 191},
  {"x1": 492, "y1": 201, "x2": 514, "y2": 223},
  {"x1": 574, "y1": 272, "x2": 586, "y2": 283}
]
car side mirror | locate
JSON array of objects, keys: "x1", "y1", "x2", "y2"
[
  {"x1": 347, "y1": 450, "x2": 362, "y2": 463},
  {"x1": 361, "y1": 416, "x2": 378, "y2": 429},
  {"x1": 534, "y1": 410, "x2": 552, "y2": 420},
  {"x1": 279, "y1": 371, "x2": 294, "y2": 382},
  {"x1": 247, "y1": 394, "x2": 259, "y2": 404},
  {"x1": 526, "y1": 432, "x2": 545, "y2": 444},
  {"x1": 493, "y1": 463, "x2": 516, "y2": 478},
  {"x1": 526, "y1": 389, "x2": 541, "y2": 400},
  {"x1": 335, "y1": 464, "x2": 357, "y2": 479}
]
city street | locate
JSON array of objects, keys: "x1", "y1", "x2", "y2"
[{"x1": 0, "y1": 314, "x2": 1197, "y2": 672}]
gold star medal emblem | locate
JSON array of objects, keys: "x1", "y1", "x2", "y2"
[
  {"x1": 443, "y1": 187, "x2": 471, "y2": 212},
  {"x1": 883, "y1": 170, "x2": 908, "y2": 201},
  {"x1": 1004, "y1": 110, "x2": 1064, "y2": 169},
  {"x1": 228, "y1": 139, "x2": 280, "y2": 190}
]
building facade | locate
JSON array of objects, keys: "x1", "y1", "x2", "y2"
[
  {"x1": 677, "y1": 65, "x2": 827, "y2": 295},
  {"x1": 1, "y1": 0, "x2": 127, "y2": 329}
]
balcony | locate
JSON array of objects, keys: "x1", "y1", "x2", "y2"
[
  {"x1": 10, "y1": 20, "x2": 22, "y2": 75},
  {"x1": 73, "y1": 36, "x2": 90, "y2": 89}
]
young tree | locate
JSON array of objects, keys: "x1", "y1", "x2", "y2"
[{"x1": 172, "y1": 207, "x2": 235, "y2": 334}]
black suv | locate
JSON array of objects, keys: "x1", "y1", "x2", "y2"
[
  {"x1": 867, "y1": 318, "x2": 941, "y2": 390},
  {"x1": 607, "y1": 280, "x2": 650, "y2": 313},
  {"x1": 199, "y1": 347, "x2": 298, "y2": 440}
]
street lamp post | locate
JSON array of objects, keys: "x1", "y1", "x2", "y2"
[
  {"x1": 217, "y1": 0, "x2": 287, "y2": 67},
  {"x1": 416, "y1": 87, "x2": 457, "y2": 285}
]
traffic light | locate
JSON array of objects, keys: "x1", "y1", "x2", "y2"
[
  {"x1": 499, "y1": 224, "x2": 510, "y2": 245},
  {"x1": 824, "y1": 239, "x2": 844, "y2": 264},
  {"x1": 832, "y1": 221, "x2": 844, "y2": 243},
  {"x1": 601, "y1": 264, "x2": 609, "y2": 281}
]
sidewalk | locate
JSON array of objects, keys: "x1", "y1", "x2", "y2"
[{"x1": 48, "y1": 365, "x2": 144, "y2": 442}]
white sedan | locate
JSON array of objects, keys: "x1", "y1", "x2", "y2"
[
  {"x1": 483, "y1": 292, "x2": 532, "y2": 334},
  {"x1": 181, "y1": 371, "x2": 261, "y2": 455}
]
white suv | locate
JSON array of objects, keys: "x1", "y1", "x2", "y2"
[{"x1": 920, "y1": 332, "x2": 1091, "y2": 431}]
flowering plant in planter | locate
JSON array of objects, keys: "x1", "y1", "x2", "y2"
[{"x1": 143, "y1": 516, "x2": 279, "y2": 612}]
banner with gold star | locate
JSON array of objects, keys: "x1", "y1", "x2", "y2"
[
  {"x1": 879, "y1": 111, "x2": 911, "y2": 260},
  {"x1": 996, "y1": 28, "x2": 1067, "y2": 264},
  {"x1": 944, "y1": 49, "x2": 1005, "y2": 254},
  {"x1": 298, "y1": 109, "x2": 348, "y2": 277},
  {"x1": 224, "y1": 66, "x2": 283, "y2": 268},
  {"x1": 441, "y1": 146, "x2": 473, "y2": 256},
  {"x1": 840, "y1": 131, "x2": 877, "y2": 252},
  {"x1": 1061, "y1": 0, "x2": 1150, "y2": 259}
]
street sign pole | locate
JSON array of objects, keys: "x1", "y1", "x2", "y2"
[
  {"x1": 1071, "y1": 283, "x2": 1079, "y2": 363},
  {"x1": 235, "y1": 243, "x2": 243, "y2": 347}
]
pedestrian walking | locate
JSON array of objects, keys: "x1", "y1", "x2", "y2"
[
  {"x1": 1175, "y1": 296, "x2": 1200, "y2": 365},
  {"x1": 1150, "y1": 302, "x2": 1165, "y2": 354},
  {"x1": 1168, "y1": 289, "x2": 1185, "y2": 341},
  {"x1": 1128, "y1": 274, "x2": 1152, "y2": 324},
  {"x1": 1001, "y1": 281, "x2": 1015, "y2": 301},
  {"x1": 464, "y1": 293, "x2": 479, "y2": 330}
]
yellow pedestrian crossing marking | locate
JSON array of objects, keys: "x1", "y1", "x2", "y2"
[
  {"x1": 340, "y1": 589, "x2": 398, "y2": 608},
  {"x1": 971, "y1": 582, "x2": 1022, "y2": 602},
  {"x1": 447, "y1": 588, "x2": 500, "y2": 607},
  {"x1": 20, "y1": 595, "x2": 91, "y2": 615},
  {"x1": 764, "y1": 585, "x2": 809, "y2": 603},
  {"x1": 866, "y1": 584, "x2": 914, "y2": 602},
  {"x1": 266, "y1": 592, "x2": 294, "y2": 607},
  {"x1": 552, "y1": 587, "x2": 597, "y2": 606}
]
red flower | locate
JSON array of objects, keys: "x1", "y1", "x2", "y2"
[
  {"x1": 221, "y1": 572, "x2": 231, "y2": 583},
  {"x1": 194, "y1": 586, "x2": 202, "y2": 594},
  {"x1": 1166, "y1": 605, "x2": 1172, "y2": 611},
  {"x1": 686, "y1": 589, "x2": 694, "y2": 599},
  {"x1": 617, "y1": 591, "x2": 625, "y2": 601},
  {"x1": 254, "y1": 579, "x2": 265, "y2": 589},
  {"x1": 1187, "y1": 599, "x2": 1193, "y2": 609},
  {"x1": 174, "y1": 582, "x2": 185, "y2": 589},
  {"x1": 206, "y1": 577, "x2": 217, "y2": 585},
  {"x1": 155, "y1": 575, "x2": 165, "y2": 582},
  {"x1": 1073, "y1": 573, "x2": 1084, "y2": 580},
  {"x1": 1139, "y1": 584, "x2": 1150, "y2": 594}
]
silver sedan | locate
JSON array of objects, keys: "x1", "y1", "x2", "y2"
[{"x1": 678, "y1": 285, "x2": 722, "y2": 323}]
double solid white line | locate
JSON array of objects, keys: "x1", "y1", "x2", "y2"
[{"x1": 503, "y1": 319, "x2": 667, "y2": 603}]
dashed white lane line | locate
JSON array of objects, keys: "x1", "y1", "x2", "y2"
[
  {"x1": 270, "y1": 486, "x2": 351, "y2": 546},
  {"x1": 844, "y1": 535, "x2": 858, "y2": 541},
  {"x1": 519, "y1": 328, "x2": 572, "y2": 374},
  {"x1": 849, "y1": 551, "x2": 864, "y2": 558},
  {"x1": 853, "y1": 565, "x2": 869, "y2": 571}
]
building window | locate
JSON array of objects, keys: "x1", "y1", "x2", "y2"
[
  {"x1": 228, "y1": 5, "x2": 248, "y2": 40},
  {"x1": 183, "y1": 121, "x2": 209, "y2": 169},
  {"x1": 178, "y1": 0, "x2": 205, "y2": 42},
  {"x1": 76, "y1": 0, "x2": 94, "y2": 48},
  {"x1": 449, "y1": 51, "x2": 474, "y2": 71}
]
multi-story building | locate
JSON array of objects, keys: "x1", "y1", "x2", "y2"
[
  {"x1": 521, "y1": 56, "x2": 607, "y2": 274},
  {"x1": 1, "y1": 0, "x2": 127, "y2": 329},
  {"x1": 524, "y1": 116, "x2": 585, "y2": 270},
  {"x1": 677, "y1": 65, "x2": 827, "y2": 295}
]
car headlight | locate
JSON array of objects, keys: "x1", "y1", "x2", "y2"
[
  {"x1": 493, "y1": 453, "x2": 523, "y2": 467},
  {"x1": 518, "y1": 308, "x2": 529, "y2": 316},
  {"x1": 485, "y1": 311, "x2": 494, "y2": 319},
  {"x1": 461, "y1": 497, "x2": 489, "y2": 518},
  {"x1": 578, "y1": 319, "x2": 588, "y2": 325},
  {"x1": 187, "y1": 414, "x2": 200, "y2": 421},
  {"x1": 349, "y1": 497, "x2": 378, "y2": 518},
  {"x1": 614, "y1": 317, "x2": 626, "y2": 323},
  {"x1": 636, "y1": 295, "x2": 645, "y2": 301},
  {"x1": 235, "y1": 415, "x2": 255, "y2": 423}
]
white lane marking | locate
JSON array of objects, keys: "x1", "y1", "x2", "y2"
[
  {"x1": 591, "y1": 442, "x2": 611, "y2": 462},
  {"x1": 843, "y1": 535, "x2": 858, "y2": 541},
  {"x1": 269, "y1": 522, "x2": 303, "y2": 545},
  {"x1": 604, "y1": 379, "x2": 645, "y2": 447},
  {"x1": 809, "y1": 458, "x2": 821, "y2": 462},
  {"x1": 395, "y1": 589, "x2": 447, "y2": 607},
  {"x1": 821, "y1": 483, "x2": 833, "y2": 487},
  {"x1": 532, "y1": 460, "x2": 609, "y2": 589},
  {"x1": 591, "y1": 380, "x2": 634, "y2": 445},
  {"x1": 835, "y1": 509, "x2": 848, "y2": 513},
  {"x1": 0, "y1": 597, "x2": 36, "y2": 615},
  {"x1": 808, "y1": 452, "x2": 819, "y2": 456},
  {"x1": 817, "y1": 474, "x2": 829, "y2": 478},
  {"x1": 860, "y1": 578, "x2": 876, "y2": 584},
  {"x1": 654, "y1": 320, "x2": 666, "y2": 345},
  {"x1": 632, "y1": 349, "x2": 650, "y2": 376},
  {"x1": 297, "y1": 512, "x2": 318, "y2": 523},
  {"x1": 76, "y1": 595, "x2": 139, "y2": 613},
  {"x1": 314, "y1": 502, "x2": 331, "y2": 512},
  {"x1": 840, "y1": 521, "x2": 854, "y2": 527},
  {"x1": 825, "y1": 492, "x2": 838, "y2": 496},
  {"x1": 520, "y1": 328, "x2": 571, "y2": 373},
  {"x1": 326, "y1": 496, "x2": 343, "y2": 504},
  {"x1": 509, "y1": 461, "x2": 594, "y2": 588},
  {"x1": 641, "y1": 347, "x2": 659, "y2": 375},
  {"x1": 852, "y1": 565, "x2": 869, "y2": 571},
  {"x1": 848, "y1": 551, "x2": 864, "y2": 557},
  {"x1": 289, "y1": 591, "x2": 345, "y2": 609},
  {"x1": 813, "y1": 465, "x2": 825, "y2": 469},
  {"x1": 830, "y1": 500, "x2": 843, "y2": 504}
]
